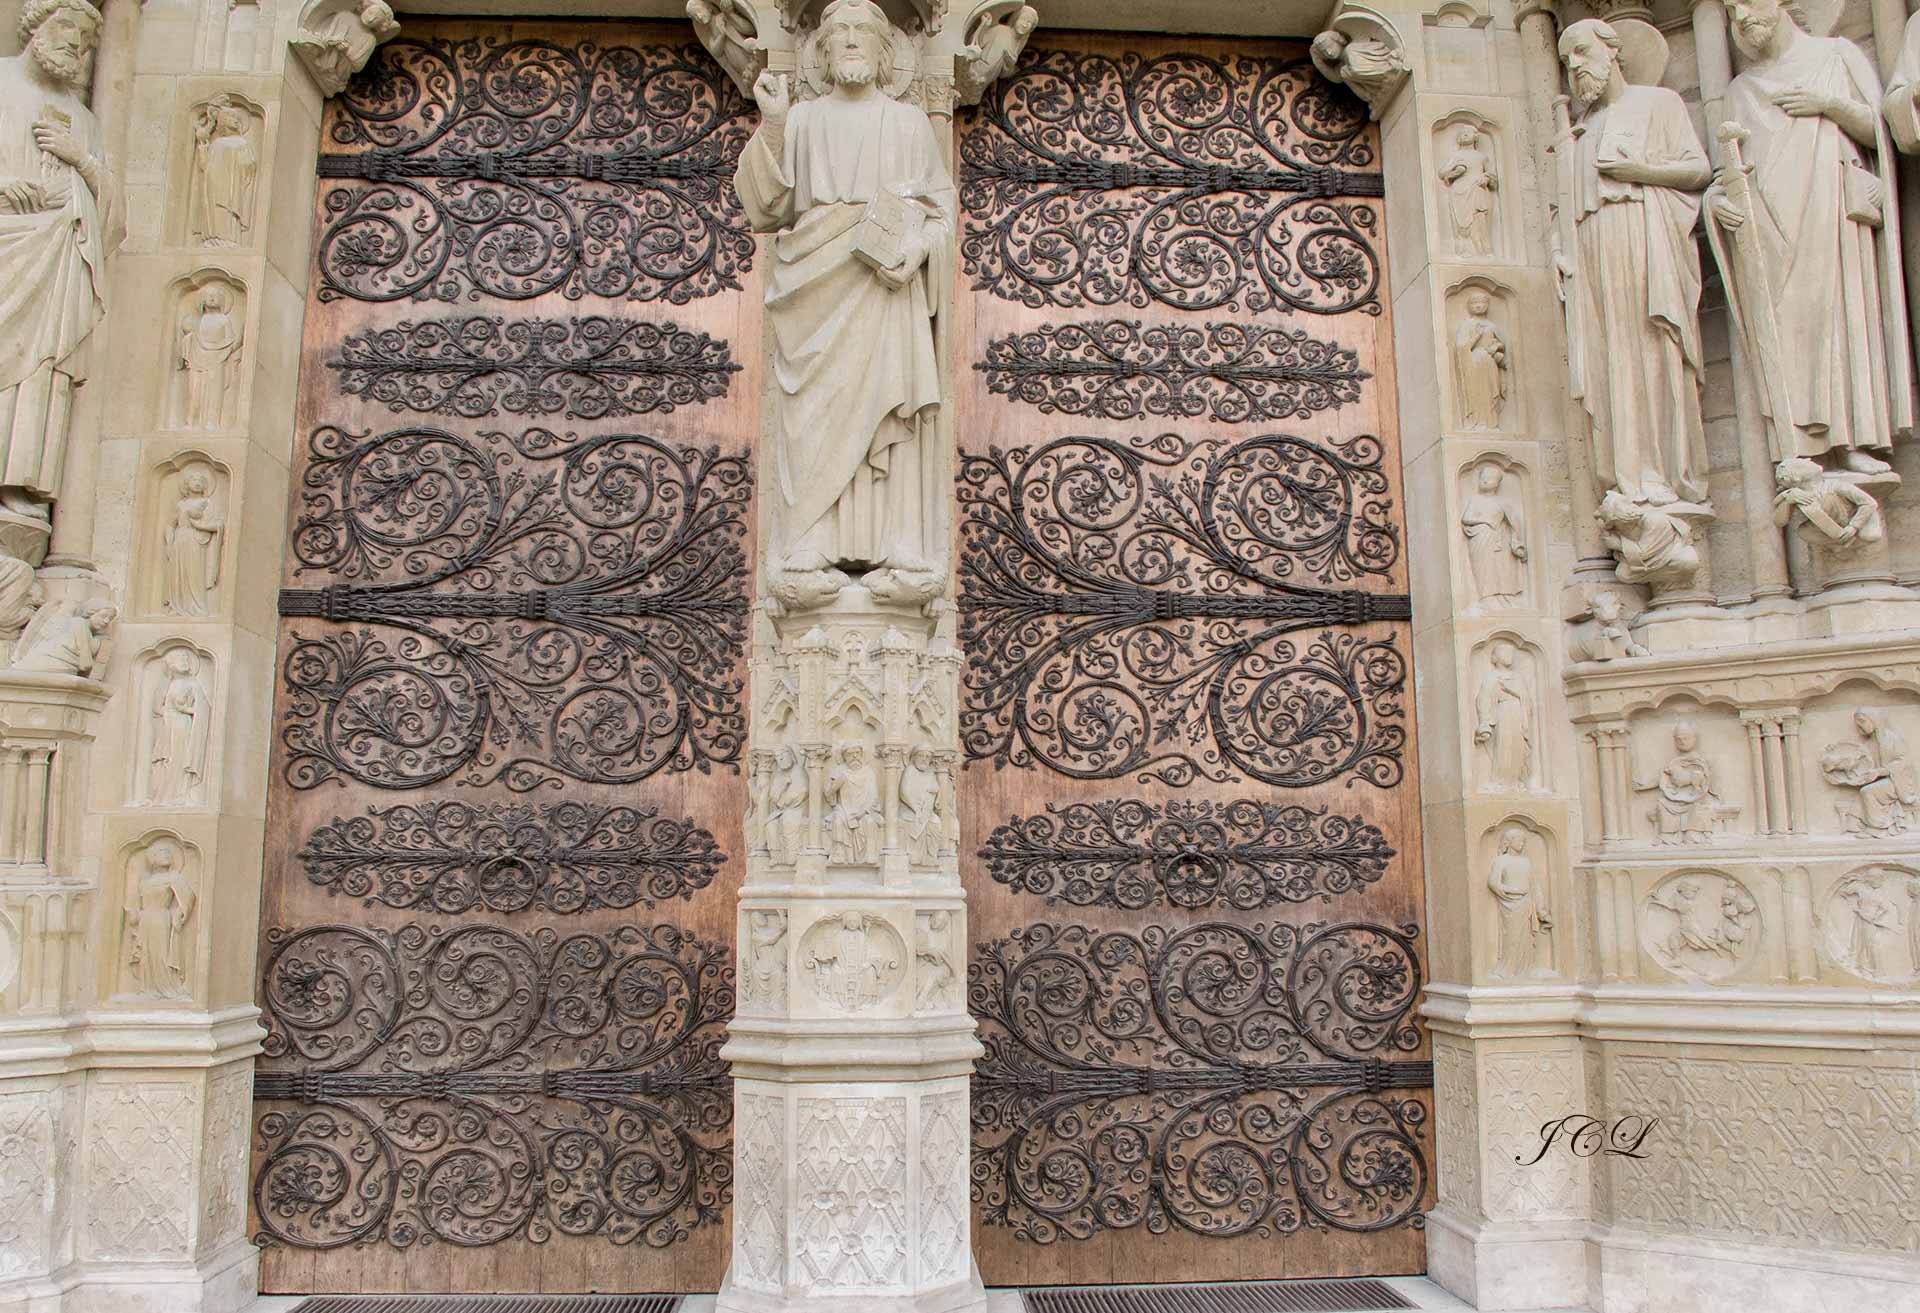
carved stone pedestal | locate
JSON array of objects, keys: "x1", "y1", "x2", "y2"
[{"x1": 720, "y1": 589, "x2": 984, "y2": 1313}]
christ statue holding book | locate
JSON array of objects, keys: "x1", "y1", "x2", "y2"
[{"x1": 736, "y1": 0, "x2": 954, "y2": 604}]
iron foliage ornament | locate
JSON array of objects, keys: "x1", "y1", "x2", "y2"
[
  {"x1": 277, "y1": 423, "x2": 750, "y2": 792},
  {"x1": 977, "y1": 319, "x2": 1371, "y2": 424},
  {"x1": 959, "y1": 48, "x2": 1384, "y2": 314},
  {"x1": 970, "y1": 919, "x2": 1432, "y2": 1242},
  {"x1": 958, "y1": 433, "x2": 1409, "y2": 787},
  {"x1": 298, "y1": 799, "x2": 726, "y2": 914},
  {"x1": 979, "y1": 798, "x2": 1394, "y2": 910},
  {"x1": 331, "y1": 315, "x2": 740, "y2": 419},
  {"x1": 252, "y1": 920, "x2": 732, "y2": 1251},
  {"x1": 315, "y1": 36, "x2": 756, "y2": 304}
]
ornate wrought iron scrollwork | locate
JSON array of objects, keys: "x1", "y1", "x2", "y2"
[
  {"x1": 277, "y1": 423, "x2": 750, "y2": 791},
  {"x1": 331, "y1": 315, "x2": 740, "y2": 419},
  {"x1": 958, "y1": 433, "x2": 1409, "y2": 787},
  {"x1": 979, "y1": 798, "x2": 1394, "y2": 910},
  {"x1": 252, "y1": 920, "x2": 732, "y2": 1251},
  {"x1": 969, "y1": 920, "x2": 1430, "y2": 1242},
  {"x1": 298, "y1": 799, "x2": 725, "y2": 914},
  {"x1": 316, "y1": 36, "x2": 755, "y2": 304},
  {"x1": 959, "y1": 49, "x2": 1384, "y2": 314},
  {"x1": 977, "y1": 319, "x2": 1371, "y2": 424}
]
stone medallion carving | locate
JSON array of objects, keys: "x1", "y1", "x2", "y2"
[
  {"x1": 1822, "y1": 866, "x2": 1920, "y2": 984},
  {"x1": 800, "y1": 910, "x2": 906, "y2": 1014},
  {"x1": 1639, "y1": 870, "x2": 1760, "y2": 982}
]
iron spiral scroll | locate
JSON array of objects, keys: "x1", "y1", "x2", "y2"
[
  {"x1": 958, "y1": 431, "x2": 1410, "y2": 788},
  {"x1": 250, "y1": 921, "x2": 734, "y2": 1251},
  {"x1": 969, "y1": 920, "x2": 1432, "y2": 1242}
]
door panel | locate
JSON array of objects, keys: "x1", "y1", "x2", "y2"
[
  {"x1": 249, "y1": 22, "x2": 757, "y2": 1294},
  {"x1": 955, "y1": 32, "x2": 1433, "y2": 1285}
]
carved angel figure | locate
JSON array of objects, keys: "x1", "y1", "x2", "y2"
[
  {"x1": 1310, "y1": 28, "x2": 1409, "y2": 118},
  {"x1": 960, "y1": 3, "x2": 1038, "y2": 101},
  {"x1": 10, "y1": 594, "x2": 112, "y2": 676},
  {"x1": 686, "y1": 0, "x2": 763, "y2": 96}
]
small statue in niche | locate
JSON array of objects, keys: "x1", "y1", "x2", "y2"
[
  {"x1": 1309, "y1": 27, "x2": 1409, "y2": 119},
  {"x1": 1487, "y1": 825, "x2": 1553, "y2": 979},
  {"x1": 170, "y1": 284, "x2": 243, "y2": 431},
  {"x1": 1460, "y1": 460, "x2": 1527, "y2": 606},
  {"x1": 10, "y1": 595, "x2": 113, "y2": 676},
  {"x1": 765, "y1": 746, "x2": 808, "y2": 865},
  {"x1": 1567, "y1": 587, "x2": 1650, "y2": 662},
  {"x1": 959, "y1": 3, "x2": 1039, "y2": 103},
  {"x1": 1632, "y1": 722, "x2": 1726, "y2": 844},
  {"x1": 744, "y1": 750, "x2": 772, "y2": 855},
  {"x1": 1771, "y1": 456, "x2": 1887, "y2": 551},
  {"x1": 122, "y1": 837, "x2": 194, "y2": 999},
  {"x1": 1438, "y1": 122, "x2": 1498, "y2": 256},
  {"x1": 1823, "y1": 709, "x2": 1920, "y2": 837},
  {"x1": 0, "y1": 0, "x2": 120, "y2": 526},
  {"x1": 146, "y1": 648, "x2": 212, "y2": 805},
  {"x1": 899, "y1": 745, "x2": 944, "y2": 865},
  {"x1": 685, "y1": 0, "x2": 763, "y2": 98},
  {"x1": 1452, "y1": 289, "x2": 1508, "y2": 430},
  {"x1": 914, "y1": 909, "x2": 956, "y2": 1011},
  {"x1": 1596, "y1": 489, "x2": 1709, "y2": 586},
  {"x1": 188, "y1": 94, "x2": 257, "y2": 246},
  {"x1": 824, "y1": 741, "x2": 881, "y2": 865},
  {"x1": 744, "y1": 909, "x2": 787, "y2": 1012},
  {"x1": 162, "y1": 463, "x2": 223, "y2": 617},
  {"x1": 291, "y1": 0, "x2": 400, "y2": 98},
  {"x1": 1473, "y1": 638, "x2": 1533, "y2": 790},
  {"x1": 1840, "y1": 879, "x2": 1899, "y2": 978}
]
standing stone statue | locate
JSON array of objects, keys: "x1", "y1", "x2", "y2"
[
  {"x1": 0, "y1": 0, "x2": 117, "y2": 526},
  {"x1": 170, "y1": 285, "x2": 243, "y2": 431},
  {"x1": 1554, "y1": 19, "x2": 1713, "y2": 512},
  {"x1": 735, "y1": 0, "x2": 955, "y2": 605},
  {"x1": 1438, "y1": 123, "x2": 1497, "y2": 256},
  {"x1": 188, "y1": 94, "x2": 257, "y2": 246},
  {"x1": 1459, "y1": 460, "x2": 1526, "y2": 605},
  {"x1": 1488, "y1": 825, "x2": 1552, "y2": 979},
  {"x1": 1452, "y1": 289, "x2": 1508, "y2": 431},
  {"x1": 1473, "y1": 638, "x2": 1533, "y2": 789},
  {"x1": 1704, "y1": 0, "x2": 1911, "y2": 472},
  {"x1": 123, "y1": 838, "x2": 194, "y2": 999},
  {"x1": 147, "y1": 648, "x2": 212, "y2": 805}
]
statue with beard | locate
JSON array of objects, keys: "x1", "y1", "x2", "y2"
[
  {"x1": 1705, "y1": 0, "x2": 1912, "y2": 472},
  {"x1": 1554, "y1": 19, "x2": 1713, "y2": 514},
  {"x1": 0, "y1": 0, "x2": 118, "y2": 532},
  {"x1": 735, "y1": 0, "x2": 955, "y2": 606}
]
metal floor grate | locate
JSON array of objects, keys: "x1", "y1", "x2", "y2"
[
  {"x1": 287, "y1": 1299, "x2": 682, "y2": 1313},
  {"x1": 1022, "y1": 1278, "x2": 1417, "y2": 1313}
]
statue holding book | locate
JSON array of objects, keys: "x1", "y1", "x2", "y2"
[{"x1": 736, "y1": 0, "x2": 954, "y2": 607}]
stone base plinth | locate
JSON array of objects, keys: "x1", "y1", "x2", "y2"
[
  {"x1": 1425, "y1": 1208, "x2": 1589, "y2": 1311},
  {"x1": 718, "y1": 1074, "x2": 985, "y2": 1313}
]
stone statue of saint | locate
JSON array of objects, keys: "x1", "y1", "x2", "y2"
[
  {"x1": 171, "y1": 285, "x2": 243, "y2": 431},
  {"x1": 1459, "y1": 460, "x2": 1526, "y2": 604},
  {"x1": 1555, "y1": 19, "x2": 1712, "y2": 511},
  {"x1": 189, "y1": 94, "x2": 256, "y2": 246},
  {"x1": 744, "y1": 910, "x2": 787, "y2": 1011},
  {"x1": 824, "y1": 742, "x2": 881, "y2": 864},
  {"x1": 1633, "y1": 722, "x2": 1722, "y2": 844},
  {"x1": 123, "y1": 838, "x2": 193, "y2": 999},
  {"x1": 1487, "y1": 825, "x2": 1551, "y2": 979},
  {"x1": 765, "y1": 746, "x2": 808, "y2": 866},
  {"x1": 1473, "y1": 638, "x2": 1533, "y2": 789},
  {"x1": 0, "y1": 0, "x2": 118, "y2": 525},
  {"x1": 1704, "y1": 0, "x2": 1911, "y2": 471},
  {"x1": 899, "y1": 745, "x2": 943, "y2": 865},
  {"x1": 1452, "y1": 289, "x2": 1507, "y2": 430},
  {"x1": 735, "y1": 0, "x2": 954, "y2": 604},
  {"x1": 10, "y1": 594, "x2": 111, "y2": 675},
  {"x1": 161, "y1": 463, "x2": 223, "y2": 617},
  {"x1": 147, "y1": 648, "x2": 212, "y2": 805},
  {"x1": 1438, "y1": 123, "x2": 1497, "y2": 256}
]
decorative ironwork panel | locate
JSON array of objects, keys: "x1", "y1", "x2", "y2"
[
  {"x1": 332, "y1": 315, "x2": 740, "y2": 419},
  {"x1": 958, "y1": 49, "x2": 1383, "y2": 314},
  {"x1": 251, "y1": 921, "x2": 733, "y2": 1251},
  {"x1": 978, "y1": 799, "x2": 1394, "y2": 910},
  {"x1": 957, "y1": 433, "x2": 1409, "y2": 787},
  {"x1": 298, "y1": 800, "x2": 725, "y2": 913},
  {"x1": 977, "y1": 320, "x2": 1370, "y2": 424},
  {"x1": 277, "y1": 423, "x2": 751, "y2": 791},
  {"x1": 970, "y1": 920, "x2": 1432, "y2": 1242},
  {"x1": 315, "y1": 36, "x2": 755, "y2": 304}
]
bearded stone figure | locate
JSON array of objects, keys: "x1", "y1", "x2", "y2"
[
  {"x1": 1705, "y1": 0, "x2": 1912, "y2": 471},
  {"x1": 0, "y1": 0, "x2": 117, "y2": 533},
  {"x1": 1554, "y1": 19, "x2": 1712, "y2": 517},
  {"x1": 736, "y1": 0, "x2": 955, "y2": 606}
]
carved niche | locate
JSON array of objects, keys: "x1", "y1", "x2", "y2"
[
  {"x1": 1446, "y1": 278, "x2": 1513, "y2": 433},
  {"x1": 799, "y1": 910, "x2": 907, "y2": 1014},
  {"x1": 186, "y1": 92, "x2": 263, "y2": 246},
  {"x1": 1457, "y1": 454, "x2": 1529, "y2": 609},
  {"x1": 163, "y1": 272, "x2": 247, "y2": 433},
  {"x1": 1480, "y1": 818, "x2": 1556, "y2": 980},
  {"x1": 1433, "y1": 111, "x2": 1501, "y2": 258},
  {"x1": 742, "y1": 908, "x2": 790, "y2": 1014},
  {"x1": 116, "y1": 832, "x2": 201, "y2": 1002},
  {"x1": 1470, "y1": 633, "x2": 1543, "y2": 792},
  {"x1": 129, "y1": 642, "x2": 216, "y2": 809}
]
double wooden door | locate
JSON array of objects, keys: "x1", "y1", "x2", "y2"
[{"x1": 954, "y1": 31, "x2": 1433, "y2": 1285}]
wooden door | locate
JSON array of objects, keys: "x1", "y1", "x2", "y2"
[
  {"x1": 955, "y1": 33, "x2": 1434, "y2": 1284},
  {"x1": 248, "y1": 21, "x2": 758, "y2": 1293}
]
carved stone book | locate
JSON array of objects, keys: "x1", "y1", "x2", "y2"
[{"x1": 852, "y1": 187, "x2": 918, "y2": 272}]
